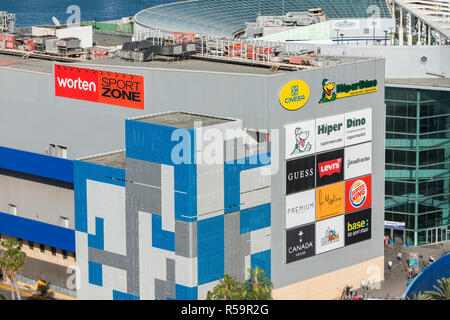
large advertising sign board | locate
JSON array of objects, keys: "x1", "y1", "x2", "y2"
[
  {"x1": 344, "y1": 108, "x2": 372, "y2": 146},
  {"x1": 315, "y1": 215, "x2": 344, "y2": 254},
  {"x1": 316, "y1": 149, "x2": 344, "y2": 187},
  {"x1": 279, "y1": 79, "x2": 310, "y2": 111},
  {"x1": 54, "y1": 64, "x2": 145, "y2": 109},
  {"x1": 316, "y1": 182, "x2": 344, "y2": 221},
  {"x1": 286, "y1": 156, "x2": 315, "y2": 195},
  {"x1": 286, "y1": 223, "x2": 315, "y2": 263},
  {"x1": 315, "y1": 114, "x2": 345, "y2": 152},
  {"x1": 345, "y1": 175, "x2": 372, "y2": 213},
  {"x1": 285, "y1": 189, "x2": 316, "y2": 229},
  {"x1": 345, "y1": 208, "x2": 371, "y2": 246},
  {"x1": 285, "y1": 119, "x2": 316, "y2": 160},
  {"x1": 344, "y1": 142, "x2": 372, "y2": 180}
]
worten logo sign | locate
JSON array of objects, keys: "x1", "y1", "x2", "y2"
[
  {"x1": 315, "y1": 114, "x2": 345, "y2": 153},
  {"x1": 286, "y1": 156, "x2": 315, "y2": 195},
  {"x1": 319, "y1": 79, "x2": 377, "y2": 104},
  {"x1": 344, "y1": 142, "x2": 372, "y2": 180},
  {"x1": 286, "y1": 223, "x2": 315, "y2": 263},
  {"x1": 345, "y1": 175, "x2": 372, "y2": 213},
  {"x1": 345, "y1": 108, "x2": 372, "y2": 146},
  {"x1": 315, "y1": 182, "x2": 344, "y2": 221},
  {"x1": 345, "y1": 208, "x2": 371, "y2": 246},
  {"x1": 54, "y1": 64, "x2": 144, "y2": 109},
  {"x1": 279, "y1": 79, "x2": 310, "y2": 111},
  {"x1": 315, "y1": 215, "x2": 344, "y2": 254},
  {"x1": 285, "y1": 189, "x2": 315, "y2": 229},
  {"x1": 285, "y1": 119, "x2": 315, "y2": 160},
  {"x1": 316, "y1": 149, "x2": 344, "y2": 187}
]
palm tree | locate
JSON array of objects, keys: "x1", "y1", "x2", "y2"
[
  {"x1": 424, "y1": 277, "x2": 450, "y2": 300},
  {"x1": 407, "y1": 292, "x2": 432, "y2": 300},
  {"x1": 245, "y1": 267, "x2": 273, "y2": 300},
  {"x1": 0, "y1": 239, "x2": 27, "y2": 300},
  {"x1": 206, "y1": 274, "x2": 245, "y2": 300}
]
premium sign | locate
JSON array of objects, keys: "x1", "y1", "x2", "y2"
[
  {"x1": 279, "y1": 79, "x2": 310, "y2": 111},
  {"x1": 316, "y1": 149, "x2": 344, "y2": 187},
  {"x1": 345, "y1": 208, "x2": 371, "y2": 246},
  {"x1": 285, "y1": 119, "x2": 316, "y2": 160},
  {"x1": 344, "y1": 142, "x2": 372, "y2": 180},
  {"x1": 286, "y1": 223, "x2": 315, "y2": 263},
  {"x1": 345, "y1": 108, "x2": 372, "y2": 146},
  {"x1": 285, "y1": 189, "x2": 316, "y2": 229},
  {"x1": 319, "y1": 79, "x2": 377, "y2": 104},
  {"x1": 345, "y1": 175, "x2": 372, "y2": 213},
  {"x1": 286, "y1": 156, "x2": 315, "y2": 195},
  {"x1": 315, "y1": 215, "x2": 344, "y2": 254},
  {"x1": 316, "y1": 182, "x2": 344, "y2": 221},
  {"x1": 315, "y1": 114, "x2": 345, "y2": 152},
  {"x1": 54, "y1": 64, "x2": 145, "y2": 109}
]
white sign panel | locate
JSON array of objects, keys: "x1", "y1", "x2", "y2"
[
  {"x1": 285, "y1": 189, "x2": 316, "y2": 229},
  {"x1": 285, "y1": 119, "x2": 316, "y2": 160},
  {"x1": 345, "y1": 108, "x2": 372, "y2": 146},
  {"x1": 344, "y1": 142, "x2": 372, "y2": 180},
  {"x1": 384, "y1": 221, "x2": 406, "y2": 229},
  {"x1": 315, "y1": 114, "x2": 345, "y2": 152},
  {"x1": 315, "y1": 215, "x2": 344, "y2": 254}
]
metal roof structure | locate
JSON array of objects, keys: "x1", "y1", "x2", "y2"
[
  {"x1": 392, "y1": 0, "x2": 450, "y2": 40},
  {"x1": 134, "y1": 0, "x2": 392, "y2": 37}
]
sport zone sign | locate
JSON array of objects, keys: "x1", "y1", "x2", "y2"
[{"x1": 54, "y1": 65, "x2": 144, "y2": 109}]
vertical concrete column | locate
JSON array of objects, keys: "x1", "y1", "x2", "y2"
[
  {"x1": 428, "y1": 25, "x2": 431, "y2": 45},
  {"x1": 399, "y1": 8, "x2": 404, "y2": 46},
  {"x1": 418, "y1": 20, "x2": 421, "y2": 45},
  {"x1": 407, "y1": 12, "x2": 412, "y2": 46}
]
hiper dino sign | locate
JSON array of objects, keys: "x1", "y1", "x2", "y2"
[{"x1": 54, "y1": 64, "x2": 144, "y2": 109}]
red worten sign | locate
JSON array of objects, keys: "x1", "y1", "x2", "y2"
[{"x1": 54, "y1": 64, "x2": 144, "y2": 110}]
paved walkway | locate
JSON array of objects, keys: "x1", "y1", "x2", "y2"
[{"x1": 364, "y1": 241, "x2": 450, "y2": 299}]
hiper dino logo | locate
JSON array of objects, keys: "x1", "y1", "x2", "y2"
[
  {"x1": 319, "y1": 79, "x2": 337, "y2": 103},
  {"x1": 285, "y1": 119, "x2": 315, "y2": 160},
  {"x1": 280, "y1": 79, "x2": 310, "y2": 111}
]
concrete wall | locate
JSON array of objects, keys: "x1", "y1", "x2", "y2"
[{"x1": 0, "y1": 172, "x2": 74, "y2": 228}]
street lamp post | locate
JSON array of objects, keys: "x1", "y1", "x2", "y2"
[
  {"x1": 336, "y1": 28, "x2": 340, "y2": 45},
  {"x1": 384, "y1": 30, "x2": 388, "y2": 45}
]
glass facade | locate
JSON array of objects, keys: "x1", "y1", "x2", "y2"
[{"x1": 385, "y1": 87, "x2": 450, "y2": 246}]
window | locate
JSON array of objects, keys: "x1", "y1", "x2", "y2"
[
  {"x1": 40, "y1": 244, "x2": 45, "y2": 253},
  {"x1": 9, "y1": 204, "x2": 17, "y2": 216},
  {"x1": 51, "y1": 247, "x2": 56, "y2": 256},
  {"x1": 60, "y1": 217, "x2": 69, "y2": 229},
  {"x1": 29, "y1": 241, "x2": 34, "y2": 250},
  {"x1": 62, "y1": 250, "x2": 68, "y2": 259}
]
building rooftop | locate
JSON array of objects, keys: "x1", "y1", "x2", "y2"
[
  {"x1": 132, "y1": 111, "x2": 235, "y2": 129},
  {"x1": 135, "y1": 0, "x2": 391, "y2": 38},
  {"x1": 386, "y1": 78, "x2": 450, "y2": 91},
  {"x1": 81, "y1": 150, "x2": 126, "y2": 169}
]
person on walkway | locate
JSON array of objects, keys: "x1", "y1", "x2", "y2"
[
  {"x1": 353, "y1": 292, "x2": 359, "y2": 300},
  {"x1": 361, "y1": 279, "x2": 365, "y2": 291},
  {"x1": 388, "y1": 260, "x2": 393, "y2": 271},
  {"x1": 350, "y1": 286, "x2": 354, "y2": 299},
  {"x1": 345, "y1": 285, "x2": 350, "y2": 299}
]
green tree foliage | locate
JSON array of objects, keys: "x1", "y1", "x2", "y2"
[
  {"x1": 424, "y1": 277, "x2": 450, "y2": 300},
  {"x1": 206, "y1": 274, "x2": 245, "y2": 300},
  {"x1": 0, "y1": 239, "x2": 27, "y2": 300},
  {"x1": 407, "y1": 292, "x2": 432, "y2": 300},
  {"x1": 207, "y1": 267, "x2": 272, "y2": 300}
]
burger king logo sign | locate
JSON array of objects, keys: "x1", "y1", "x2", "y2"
[
  {"x1": 345, "y1": 175, "x2": 371, "y2": 213},
  {"x1": 349, "y1": 180, "x2": 367, "y2": 208}
]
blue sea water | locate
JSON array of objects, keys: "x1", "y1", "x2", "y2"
[{"x1": 1, "y1": 0, "x2": 174, "y2": 27}]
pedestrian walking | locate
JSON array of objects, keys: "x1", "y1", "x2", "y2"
[
  {"x1": 388, "y1": 260, "x2": 393, "y2": 271},
  {"x1": 397, "y1": 252, "x2": 402, "y2": 261},
  {"x1": 353, "y1": 292, "x2": 359, "y2": 300},
  {"x1": 350, "y1": 286, "x2": 354, "y2": 299},
  {"x1": 361, "y1": 279, "x2": 365, "y2": 291},
  {"x1": 345, "y1": 285, "x2": 350, "y2": 299}
]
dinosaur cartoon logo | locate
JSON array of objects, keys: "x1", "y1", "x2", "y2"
[
  {"x1": 291, "y1": 127, "x2": 312, "y2": 156},
  {"x1": 319, "y1": 79, "x2": 337, "y2": 103}
]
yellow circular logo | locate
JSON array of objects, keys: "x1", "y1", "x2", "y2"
[{"x1": 279, "y1": 80, "x2": 310, "y2": 111}]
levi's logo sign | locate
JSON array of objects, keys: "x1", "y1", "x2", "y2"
[
  {"x1": 54, "y1": 64, "x2": 144, "y2": 109},
  {"x1": 318, "y1": 158, "x2": 342, "y2": 177}
]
